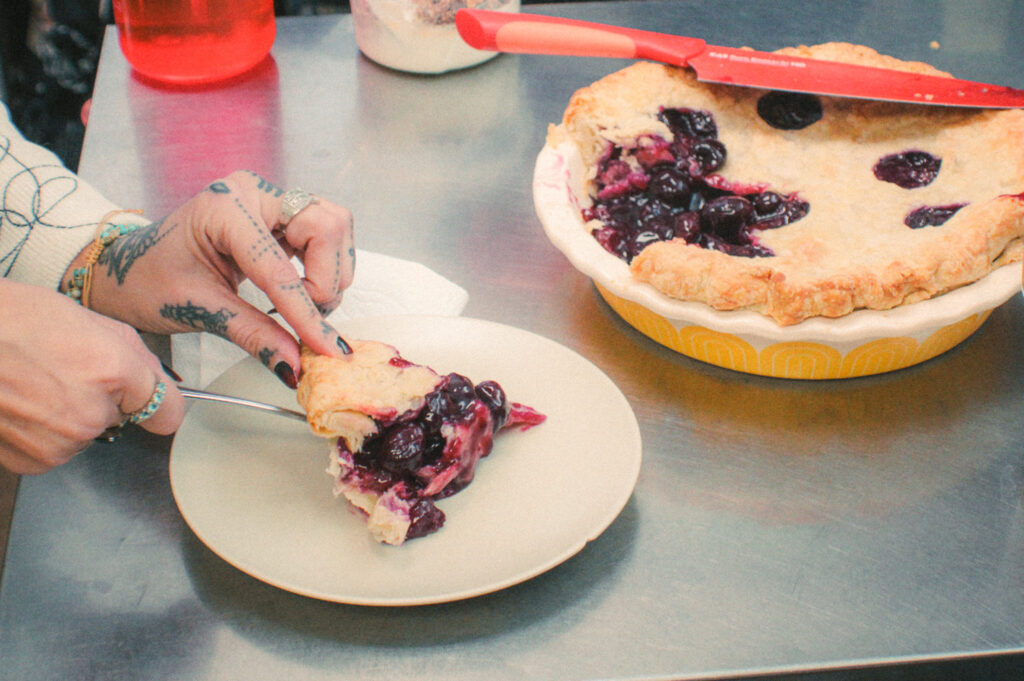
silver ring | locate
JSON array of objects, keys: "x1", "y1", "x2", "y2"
[{"x1": 279, "y1": 188, "x2": 319, "y2": 226}]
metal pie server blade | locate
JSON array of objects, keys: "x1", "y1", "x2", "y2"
[{"x1": 180, "y1": 386, "x2": 307, "y2": 422}]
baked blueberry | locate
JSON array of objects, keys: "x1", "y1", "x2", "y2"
[
  {"x1": 874, "y1": 151, "x2": 941, "y2": 189},
  {"x1": 905, "y1": 203, "x2": 966, "y2": 228},
  {"x1": 756, "y1": 91, "x2": 824, "y2": 130}
]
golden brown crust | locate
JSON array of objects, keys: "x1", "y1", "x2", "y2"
[
  {"x1": 773, "y1": 42, "x2": 951, "y2": 77},
  {"x1": 550, "y1": 44, "x2": 1024, "y2": 325},
  {"x1": 296, "y1": 342, "x2": 443, "y2": 452}
]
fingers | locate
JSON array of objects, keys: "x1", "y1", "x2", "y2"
[
  {"x1": 0, "y1": 282, "x2": 189, "y2": 474},
  {"x1": 211, "y1": 172, "x2": 354, "y2": 358},
  {"x1": 156, "y1": 291, "x2": 304, "y2": 385},
  {"x1": 281, "y1": 203, "x2": 356, "y2": 309},
  {"x1": 102, "y1": 316, "x2": 186, "y2": 436},
  {"x1": 118, "y1": 368, "x2": 186, "y2": 437}
]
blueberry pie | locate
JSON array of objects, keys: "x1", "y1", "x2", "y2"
[
  {"x1": 297, "y1": 342, "x2": 545, "y2": 545},
  {"x1": 547, "y1": 44, "x2": 1024, "y2": 325}
]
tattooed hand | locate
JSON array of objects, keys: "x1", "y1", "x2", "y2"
[
  {"x1": 68, "y1": 171, "x2": 356, "y2": 387},
  {"x1": 0, "y1": 280, "x2": 186, "y2": 474}
]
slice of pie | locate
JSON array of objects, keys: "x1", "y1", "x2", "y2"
[
  {"x1": 547, "y1": 44, "x2": 1024, "y2": 325},
  {"x1": 297, "y1": 342, "x2": 545, "y2": 546}
]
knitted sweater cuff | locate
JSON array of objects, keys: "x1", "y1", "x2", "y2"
[{"x1": 0, "y1": 104, "x2": 150, "y2": 291}]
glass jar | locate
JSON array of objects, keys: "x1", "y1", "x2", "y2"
[
  {"x1": 351, "y1": 0, "x2": 520, "y2": 74},
  {"x1": 112, "y1": 0, "x2": 276, "y2": 84}
]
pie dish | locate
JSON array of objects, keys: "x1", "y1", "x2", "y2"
[
  {"x1": 544, "y1": 48, "x2": 1024, "y2": 327},
  {"x1": 297, "y1": 340, "x2": 545, "y2": 546},
  {"x1": 535, "y1": 138, "x2": 1021, "y2": 379}
]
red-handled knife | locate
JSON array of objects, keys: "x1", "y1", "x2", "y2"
[{"x1": 455, "y1": 9, "x2": 1024, "y2": 109}]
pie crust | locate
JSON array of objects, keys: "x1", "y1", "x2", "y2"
[
  {"x1": 547, "y1": 44, "x2": 1024, "y2": 325},
  {"x1": 297, "y1": 342, "x2": 544, "y2": 545}
]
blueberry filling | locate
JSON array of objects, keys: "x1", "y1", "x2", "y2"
[
  {"x1": 340, "y1": 373, "x2": 540, "y2": 541},
  {"x1": 756, "y1": 91, "x2": 824, "y2": 130},
  {"x1": 351, "y1": 373, "x2": 494, "y2": 488},
  {"x1": 874, "y1": 151, "x2": 941, "y2": 188},
  {"x1": 904, "y1": 203, "x2": 966, "y2": 229},
  {"x1": 584, "y1": 107, "x2": 810, "y2": 261},
  {"x1": 405, "y1": 497, "x2": 446, "y2": 540}
]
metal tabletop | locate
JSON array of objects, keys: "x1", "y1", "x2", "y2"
[{"x1": 2, "y1": 2, "x2": 1023, "y2": 679}]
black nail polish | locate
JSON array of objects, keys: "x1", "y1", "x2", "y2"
[
  {"x1": 337, "y1": 336, "x2": 352, "y2": 355},
  {"x1": 274, "y1": 361, "x2": 298, "y2": 389}
]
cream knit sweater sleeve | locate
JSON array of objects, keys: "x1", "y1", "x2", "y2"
[{"x1": 0, "y1": 102, "x2": 150, "y2": 291}]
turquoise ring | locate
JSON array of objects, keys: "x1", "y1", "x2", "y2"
[{"x1": 128, "y1": 381, "x2": 167, "y2": 425}]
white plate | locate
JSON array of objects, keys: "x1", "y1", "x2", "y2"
[{"x1": 169, "y1": 315, "x2": 642, "y2": 606}]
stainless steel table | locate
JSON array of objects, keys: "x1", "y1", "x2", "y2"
[{"x1": 2, "y1": 2, "x2": 1022, "y2": 679}]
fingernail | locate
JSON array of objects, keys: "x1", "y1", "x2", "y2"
[
  {"x1": 274, "y1": 361, "x2": 298, "y2": 389},
  {"x1": 337, "y1": 335, "x2": 352, "y2": 355},
  {"x1": 160, "y1": 361, "x2": 183, "y2": 383}
]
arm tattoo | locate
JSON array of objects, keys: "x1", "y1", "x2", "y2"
[
  {"x1": 97, "y1": 220, "x2": 174, "y2": 285},
  {"x1": 159, "y1": 301, "x2": 237, "y2": 338}
]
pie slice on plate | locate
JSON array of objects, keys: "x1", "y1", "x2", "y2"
[{"x1": 297, "y1": 342, "x2": 545, "y2": 546}]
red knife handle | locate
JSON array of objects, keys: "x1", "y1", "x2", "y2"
[{"x1": 455, "y1": 9, "x2": 706, "y2": 65}]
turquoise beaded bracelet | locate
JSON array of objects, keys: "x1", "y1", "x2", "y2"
[{"x1": 65, "y1": 210, "x2": 143, "y2": 308}]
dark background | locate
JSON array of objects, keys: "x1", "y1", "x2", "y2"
[{"x1": 0, "y1": 0, "x2": 604, "y2": 170}]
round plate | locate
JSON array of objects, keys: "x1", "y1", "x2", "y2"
[
  {"x1": 169, "y1": 315, "x2": 642, "y2": 606},
  {"x1": 534, "y1": 142, "x2": 1022, "y2": 378}
]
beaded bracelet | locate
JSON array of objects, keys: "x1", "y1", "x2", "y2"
[{"x1": 65, "y1": 209, "x2": 144, "y2": 308}]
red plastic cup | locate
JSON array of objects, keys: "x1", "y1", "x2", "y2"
[{"x1": 112, "y1": 0, "x2": 276, "y2": 85}]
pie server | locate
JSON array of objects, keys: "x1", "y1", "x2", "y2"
[
  {"x1": 180, "y1": 386, "x2": 307, "y2": 422},
  {"x1": 455, "y1": 9, "x2": 1024, "y2": 108}
]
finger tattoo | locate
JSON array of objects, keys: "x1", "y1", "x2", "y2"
[
  {"x1": 249, "y1": 226, "x2": 284, "y2": 263},
  {"x1": 245, "y1": 171, "x2": 284, "y2": 197},
  {"x1": 160, "y1": 301, "x2": 237, "y2": 338}
]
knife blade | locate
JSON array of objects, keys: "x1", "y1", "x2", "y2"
[{"x1": 455, "y1": 9, "x2": 1024, "y2": 109}]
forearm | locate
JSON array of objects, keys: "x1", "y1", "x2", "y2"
[{"x1": 0, "y1": 102, "x2": 148, "y2": 291}]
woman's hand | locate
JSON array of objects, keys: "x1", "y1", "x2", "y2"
[
  {"x1": 79, "y1": 171, "x2": 356, "y2": 386},
  {"x1": 0, "y1": 280, "x2": 186, "y2": 474}
]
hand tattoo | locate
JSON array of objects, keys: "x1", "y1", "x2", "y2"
[{"x1": 97, "y1": 220, "x2": 174, "y2": 285}]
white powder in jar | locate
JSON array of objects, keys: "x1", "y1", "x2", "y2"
[{"x1": 351, "y1": 0, "x2": 520, "y2": 73}]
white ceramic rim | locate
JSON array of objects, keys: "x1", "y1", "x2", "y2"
[{"x1": 533, "y1": 142, "x2": 1022, "y2": 344}]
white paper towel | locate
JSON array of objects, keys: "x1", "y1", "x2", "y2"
[{"x1": 171, "y1": 250, "x2": 469, "y2": 387}]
